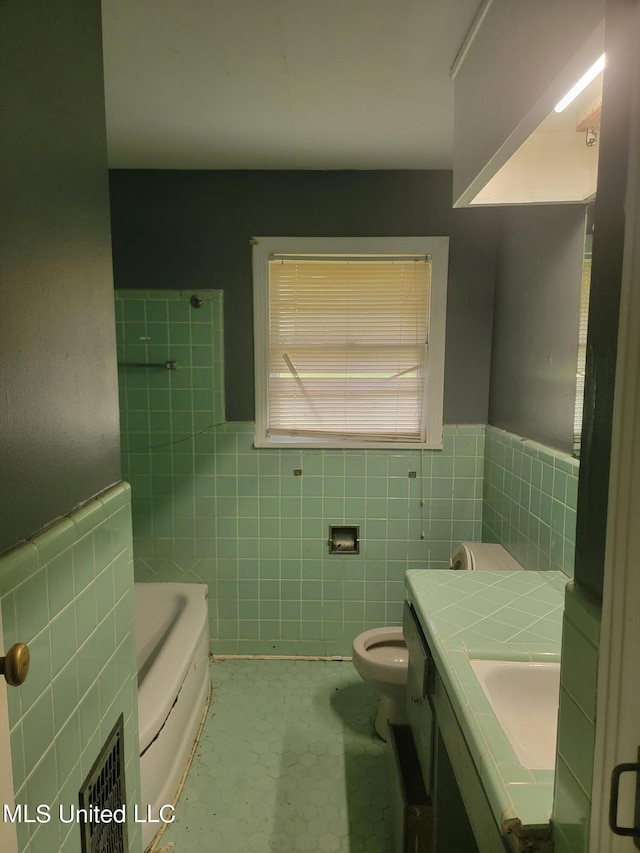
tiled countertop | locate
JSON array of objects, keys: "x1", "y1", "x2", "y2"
[{"x1": 405, "y1": 569, "x2": 567, "y2": 842}]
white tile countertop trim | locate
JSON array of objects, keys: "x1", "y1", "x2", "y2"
[{"x1": 405, "y1": 569, "x2": 567, "y2": 846}]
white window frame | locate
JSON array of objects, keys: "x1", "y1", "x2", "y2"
[{"x1": 252, "y1": 236, "x2": 449, "y2": 450}]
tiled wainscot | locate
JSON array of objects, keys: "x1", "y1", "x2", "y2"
[
  {"x1": 483, "y1": 426, "x2": 578, "y2": 576},
  {"x1": 0, "y1": 484, "x2": 141, "y2": 853}
]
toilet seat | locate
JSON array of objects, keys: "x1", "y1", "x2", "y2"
[
  {"x1": 352, "y1": 627, "x2": 408, "y2": 686},
  {"x1": 366, "y1": 639, "x2": 408, "y2": 666}
]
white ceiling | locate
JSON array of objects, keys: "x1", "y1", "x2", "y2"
[{"x1": 101, "y1": 0, "x2": 481, "y2": 170}]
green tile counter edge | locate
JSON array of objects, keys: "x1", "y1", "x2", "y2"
[{"x1": 405, "y1": 569, "x2": 567, "y2": 843}]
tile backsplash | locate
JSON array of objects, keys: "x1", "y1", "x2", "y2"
[
  {"x1": 126, "y1": 420, "x2": 484, "y2": 656},
  {"x1": 0, "y1": 484, "x2": 141, "y2": 853},
  {"x1": 483, "y1": 426, "x2": 579, "y2": 576}
]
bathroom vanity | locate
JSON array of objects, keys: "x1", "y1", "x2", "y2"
[{"x1": 402, "y1": 569, "x2": 566, "y2": 853}]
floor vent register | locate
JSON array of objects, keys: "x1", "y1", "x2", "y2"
[{"x1": 78, "y1": 713, "x2": 128, "y2": 853}]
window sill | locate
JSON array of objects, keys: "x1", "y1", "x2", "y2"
[{"x1": 253, "y1": 435, "x2": 444, "y2": 451}]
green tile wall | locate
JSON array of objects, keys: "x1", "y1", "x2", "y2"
[
  {"x1": 115, "y1": 289, "x2": 225, "y2": 447},
  {"x1": 127, "y1": 419, "x2": 484, "y2": 656},
  {"x1": 482, "y1": 426, "x2": 579, "y2": 575},
  {"x1": 116, "y1": 284, "x2": 484, "y2": 655},
  {"x1": 553, "y1": 583, "x2": 601, "y2": 853},
  {"x1": 0, "y1": 484, "x2": 141, "y2": 853}
]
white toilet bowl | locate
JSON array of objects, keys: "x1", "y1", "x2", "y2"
[{"x1": 352, "y1": 626, "x2": 409, "y2": 740}]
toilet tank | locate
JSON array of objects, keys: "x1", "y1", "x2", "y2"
[{"x1": 451, "y1": 542, "x2": 524, "y2": 571}]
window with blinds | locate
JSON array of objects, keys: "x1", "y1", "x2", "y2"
[
  {"x1": 573, "y1": 253, "x2": 592, "y2": 455},
  {"x1": 253, "y1": 237, "x2": 449, "y2": 448},
  {"x1": 573, "y1": 206, "x2": 593, "y2": 456}
]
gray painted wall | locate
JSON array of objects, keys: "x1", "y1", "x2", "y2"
[
  {"x1": 108, "y1": 169, "x2": 501, "y2": 424},
  {"x1": 488, "y1": 205, "x2": 587, "y2": 454},
  {"x1": 0, "y1": 0, "x2": 121, "y2": 555},
  {"x1": 574, "y1": 0, "x2": 630, "y2": 601}
]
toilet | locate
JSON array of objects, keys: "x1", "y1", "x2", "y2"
[
  {"x1": 352, "y1": 626, "x2": 409, "y2": 740},
  {"x1": 351, "y1": 542, "x2": 523, "y2": 740},
  {"x1": 450, "y1": 541, "x2": 524, "y2": 572}
]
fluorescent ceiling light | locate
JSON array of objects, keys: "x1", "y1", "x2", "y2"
[{"x1": 554, "y1": 54, "x2": 606, "y2": 113}]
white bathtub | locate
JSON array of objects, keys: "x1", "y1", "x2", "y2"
[{"x1": 134, "y1": 582, "x2": 210, "y2": 851}]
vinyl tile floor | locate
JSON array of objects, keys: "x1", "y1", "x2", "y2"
[{"x1": 155, "y1": 659, "x2": 394, "y2": 853}]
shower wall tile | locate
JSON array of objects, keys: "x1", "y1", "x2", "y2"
[
  {"x1": 482, "y1": 426, "x2": 579, "y2": 575},
  {"x1": 0, "y1": 484, "x2": 141, "y2": 853},
  {"x1": 115, "y1": 289, "x2": 225, "y2": 446}
]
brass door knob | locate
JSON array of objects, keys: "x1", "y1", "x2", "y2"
[{"x1": 1, "y1": 643, "x2": 30, "y2": 686}]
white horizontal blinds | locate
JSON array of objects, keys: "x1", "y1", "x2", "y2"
[
  {"x1": 268, "y1": 254, "x2": 431, "y2": 442},
  {"x1": 574, "y1": 256, "x2": 591, "y2": 451}
]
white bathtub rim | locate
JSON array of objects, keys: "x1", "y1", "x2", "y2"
[
  {"x1": 140, "y1": 623, "x2": 209, "y2": 851},
  {"x1": 135, "y1": 582, "x2": 208, "y2": 754},
  {"x1": 143, "y1": 679, "x2": 212, "y2": 853}
]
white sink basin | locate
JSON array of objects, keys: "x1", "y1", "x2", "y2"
[{"x1": 470, "y1": 659, "x2": 561, "y2": 770}]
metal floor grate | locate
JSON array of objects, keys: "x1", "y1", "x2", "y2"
[{"x1": 79, "y1": 713, "x2": 128, "y2": 853}]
